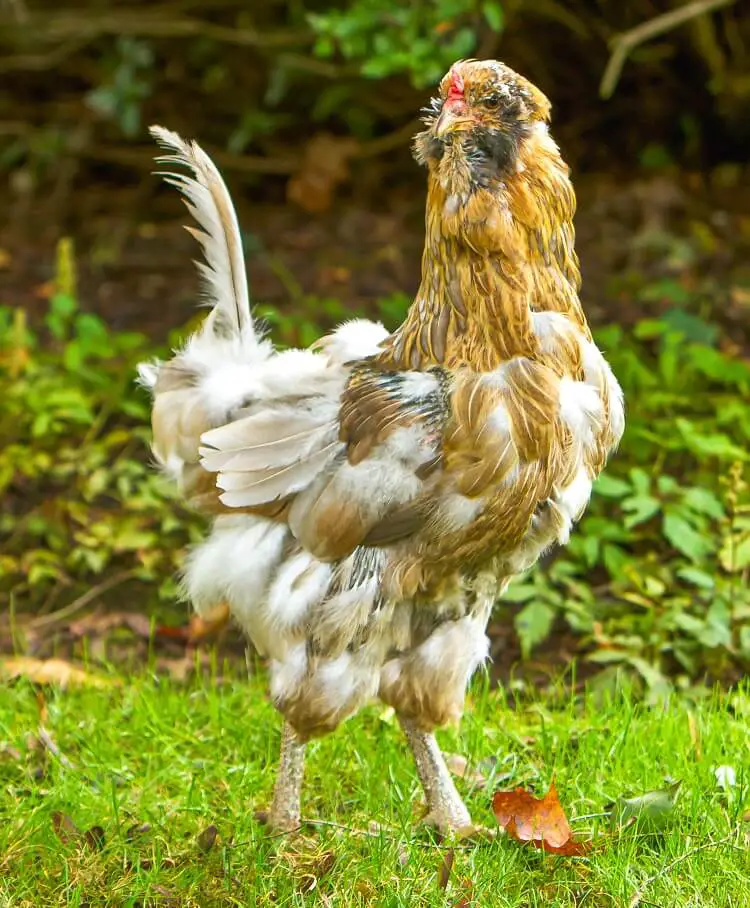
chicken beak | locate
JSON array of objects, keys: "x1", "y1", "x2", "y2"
[{"x1": 434, "y1": 101, "x2": 471, "y2": 138}]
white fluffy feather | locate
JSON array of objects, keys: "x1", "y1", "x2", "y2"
[{"x1": 149, "y1": 125, "x2": 255, "y2": 343}]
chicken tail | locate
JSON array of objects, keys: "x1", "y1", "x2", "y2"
[
  {"x1": 149, "y1": 124, "x2": 255, "y2": 342},
  {"x1": 137, "y1": 127, "x2": 272, "y2": 491}
]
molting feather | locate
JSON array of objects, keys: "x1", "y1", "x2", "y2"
[{"x1": 149, "y1": 125, "x2": 254, "y2": 341}]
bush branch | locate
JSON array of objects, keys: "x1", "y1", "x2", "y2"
[{"x1": 599, "y1": 0, "x2": 736, "y2": 99}]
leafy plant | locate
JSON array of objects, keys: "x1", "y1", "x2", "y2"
[
  {"x1": 86, "y1": 38, "x2": 155, "y2": 138},
  {"x1": 0, "y1": 240, "x2": 203, "y2": 609},
  {"x1": 309, "y1": 0, "x2": 503, "y2": 86}
]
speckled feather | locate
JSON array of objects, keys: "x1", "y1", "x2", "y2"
[{"x1": 138, "y1": 62, "x2": 624, "y2": 743}]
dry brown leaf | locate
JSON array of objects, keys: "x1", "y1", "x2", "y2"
[
  {"x1": 84, "y1": 825, "x2": 106, "y2": 851},
  {"x1": 196, "y1": 824, "x2": 218, "y2": 853},
  {"x1": 0, "y1": 744, "x2": 22, "y2": 762},
  {"x1": 68, "y1": 611, "x2": 152, "y2": 640},
  {"x1": 454, "y1": 878, "x2": 475, "y2": 907},
  {"x1": 52, "y1": 811, "x2": 81, "y2": 844},
  {"x1": 287, "y1": 133, "x2": 359, "y2": 213},
  {"x1": 438, "y1": 848, "x2": 454, "y2": 890},
  {"x1": 0, "y1": 657, "x2": 117, "y2": 689},
  {"x1": 492, "y1": 781, "x2": 591, "y2": 856},
  {"x1": 126, "y1": 822, "x2": 152, "y2": 841},
  {"x1": 156, "y1": 602, "x2": 230, "y2": 645},
  {"x1": 730, "y1": 286, "x2": 750, "y2": 308},
  {"x1": 188, "y1": 602, "x2": 231, "y2": 643},
  {"x1": 35, "y1": 690, "x2": 48, "y2": 724},
  {"x1": 299, "y1": 850, "x2": 336, "y2": 893},
  {"x1": 445, "y1": 753, "x2": 489, "y2": 788}
]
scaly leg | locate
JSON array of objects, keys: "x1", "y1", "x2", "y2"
[
  {"x1": 267, "y1": 721, "x2": 306, "y2": 832},
  {"x1": 399, "y1": 717, "x2": 472, "y2": 834}
]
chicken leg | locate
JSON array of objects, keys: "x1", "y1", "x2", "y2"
[
  {"x1": 400, "y1": 717, "x2": 472, "y2": 834},
  {"x1": 267, "y1": 721, "x2": 306, "y2": 832}
]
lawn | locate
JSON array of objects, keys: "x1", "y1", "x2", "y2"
[{"x1": 1, "y1": 669, "x2": 748, "y2": 907}]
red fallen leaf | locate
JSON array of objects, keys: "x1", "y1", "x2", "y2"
[
  {"x1": 492, "y1": 781, "x2": 591, "y2": 855},
  {"x1": 155, "y1": 602, "x2": 230, "y2": 645}
]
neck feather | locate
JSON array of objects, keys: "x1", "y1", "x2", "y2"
[{"x1": 378, "y1": 126, "x2": 589, "y2": 372}]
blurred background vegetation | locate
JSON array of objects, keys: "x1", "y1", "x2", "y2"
[{"x1": 1, "y1": 0, "x2": 749, "y2": 695}]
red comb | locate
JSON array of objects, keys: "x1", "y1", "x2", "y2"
[{"x1": 446, "y1": 68, "x2": 465, "y2": 102}]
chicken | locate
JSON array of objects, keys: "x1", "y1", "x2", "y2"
[{"x1": 139, "y1": 59, "x2": 624, "y2": 835}]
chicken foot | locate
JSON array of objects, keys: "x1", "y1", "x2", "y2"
[
  {"x1": 267, "y1": 721, "x2": 306, "y2": 832},
  {"x1": 399, "y1": 717, "x2": 472, "y2": 835}
]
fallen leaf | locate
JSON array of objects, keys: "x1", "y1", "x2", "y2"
[
  {"x1": 742, "y1": 809, "x2": 750, "y2": 823},
  {"x1": 0, "y1": 744, "x2": 21, "y2": 762},
  {"x1": 126, "y1": 822, "x2": 152, "y2": 841},
  {"x1": 0, "y1": 657, "x2": 117, "y2": 689},
  {"x1": 33, "y1": 280, "x2": 54, "y2": 300},
  {"x1": 454, "y1": 878, "x2": 475, "y2": 907},
  {"x1": 196, "y1": 823, "x2": 218, "y2": 853},
  {"x1": 438, "y1": 848, "x2": 454, "y2": 890},
  {"x1": 151, "y1": 885, "x2": 178, "y2": 904},
  {"x1": 299, "y1": 850, "x2": 336, "y2": 893},
  {"x1": 0, "y1": 248, "x2": 11, "y2": 269},
  {"x1": 52, "y1": 811, "x2": 81, "y2": 844},
  {"x1": 187, "y1": 602, "x2": 231, "y2": 643},
  {"x1": 492, "y1": 781, "x2": 591, "y2": 855},
  {"x1": 608, "y1": 780, "x2": 681, "y2": 833},
  {"x1": 445, "y1": 753, "x2": 489, "y2": 788},
  {"x1": 35, "y1": 690, "x2": 48, "y2": 724},
  {"x1": 84, "y1": 825, "x2": 106, "y2": 850},
  {"x1": 445, "y1": 754, "x2": 468, "y2": 777},
  {"x1": 155, "y1": 602, "x2": 230, "y2": 645},
  {"x1": 68, "y1": 611, "x2": 152, "y2": 640},
  {"x1": 287, "y1": 133, "x2": 359, "y2": 213},
  {"x1": 730, "y1": 286, "x2": 750, "y2": 308},
  {"x1": 156, "y1": 656, "x2": 194, "y2": 682}
]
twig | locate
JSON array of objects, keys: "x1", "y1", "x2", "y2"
[
  {"x1": 0, "y1": 39, "x2": 93, "y2": 73},
  {"x1": 91, "y1": 143, "x2": 299, "y2": 176},
  {"x1": 628, "y1": 831, "x2": 737, "y2": 907},
  {"x1": 599, "y1": 0, "x2": 736, "y2": 99},
  {"x1": 38, "y1": 724, "x2": 76, "y2": 771},
  {"x1": 356, "y1": 119, "x2": 422, "y2": 159},
  {"x1": 2, "y1": 10, "x2": 308, "y2": 49},
  {"x1": 30, "y1": 569, "x2": 138, "y2": 630}
]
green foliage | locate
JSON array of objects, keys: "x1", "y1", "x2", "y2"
[
  {"x1": 0, "y1": 241, "x2": 203, "y2": 609},
  {"x1": 309, "y1": 0, "x2": 503, "y2": 86},
  {"x1": 86, "y1": 38, "x2": 155, "y2": 138},
  {"x1": 3, "y1": 0, "x2": 749, "y2": 187}
]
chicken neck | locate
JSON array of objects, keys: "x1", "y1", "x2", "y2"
[{"x1": 378, "y1": 142, "x2": 589, "y2": 373}]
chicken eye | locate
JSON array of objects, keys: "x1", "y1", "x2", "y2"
[{"x1": 482, "y1": 95, "x2": 502, "y2": 110}]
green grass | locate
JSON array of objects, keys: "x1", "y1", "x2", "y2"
[{"x1": 1, "y1": 670, "x2": 748, "y2": 907}]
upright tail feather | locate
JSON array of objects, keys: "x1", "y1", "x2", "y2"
[{"x1": 149, "y1": 125, "x2": 253, "y2": 340}]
